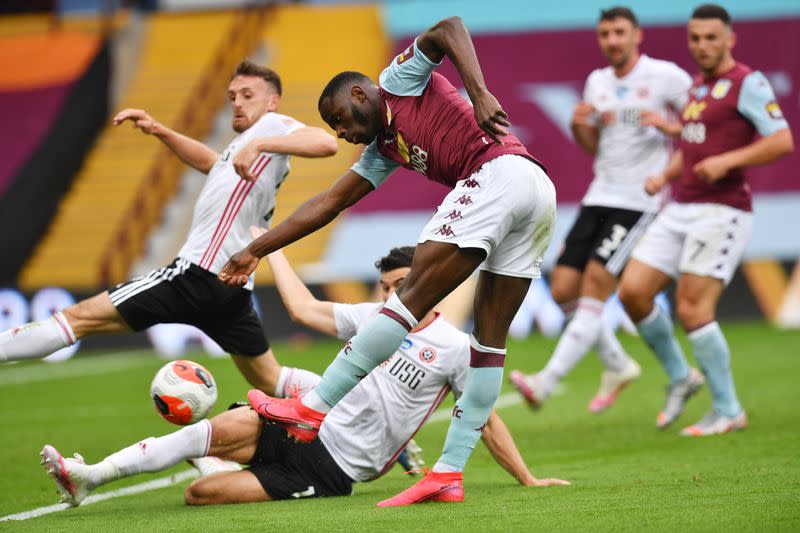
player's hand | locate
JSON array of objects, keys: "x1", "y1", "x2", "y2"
[
  {"x1": 218, "y1": 248, "x2": 260, "y2": 287},
  {"x1": 472, "y1": 90, "x2": 510, "y2": 144},
  {"x1": 233, "y1": 140, "x2": 263, "y2": 182},
  {"x1": 113, "y1": 109, "x2": 160, "y2": 135},
  {"x1": 639, "y1": 110, "x2": 666, "y2": 130},
  {"x1": 693, "y1": 155, "x2": 731, "y2": 183},
  {"x1": 645, "y1": 173, "x2": 668, "y2": 195},
  {"x1": 522, "y1": 474, "x2": 571, "y2": 487},
  {"x1": 571, "y1": 101, "x2": 596, "y2": 127}
]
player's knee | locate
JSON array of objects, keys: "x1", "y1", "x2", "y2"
[
  {"x1": 617, "y1": 283, "x2": 647, "y2": 320},
  {"x1": 675, "y1": 298, "x2": 710, "y2": 331},
  {"x1": 184, "y1": 479, "x2": 214, "y2": 506},
  {"x1": 550, "y1": 282, "x2": 576, "y2": 305}
]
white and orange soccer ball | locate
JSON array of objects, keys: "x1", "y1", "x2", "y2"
[{"x1": 150, "y1": 360, "x2": 217, "y2": 425}]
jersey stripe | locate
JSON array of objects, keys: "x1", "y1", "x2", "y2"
[
  {"x1": 200, "y1": 155, "x2": 272, "y2": 271},
  {"x1": 198, "y1": 178, "x2": 249, "y2": 269},
  {"x1": 201, "y1": 180, "x2": 255, "y2": 270},
  {"x1": 375, "y1": 384, "x2": 451, "y2": 479}
]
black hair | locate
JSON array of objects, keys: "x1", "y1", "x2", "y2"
[
  {"x1": 375, "y1": 246, "x2": 415, "y2": 272},
  {"x1": 232, "y1": 60, "x2": 282, "y2": 96},
  {"x1": 599, "y1": 6, "x2": 639, "y2": 27},
  {"x1": 691, "y1": 4, "x2": 732, "y2": 26},
  {"x1": 318, "y1": 71, "x2": 372, "y2": 111}
]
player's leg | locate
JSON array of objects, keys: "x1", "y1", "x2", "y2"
[
  {"x1": 301, "y1": 240, "x2": 486, "y2": 411},
  {"x1": 41, "y1": 407, "x2": 258, "y2": 506},
  {"x1": 537, "y1": 260, "x2": 618, "y2": 399},
  {"x1": 674, "y1": 206, "x2": 752, "y2": 435},
  {"x1": 184, "y1": 470, "x2": 271, "y2": 505},
  {"x1": 0, "y1": 291, "x2": 129, "y2": 363}
]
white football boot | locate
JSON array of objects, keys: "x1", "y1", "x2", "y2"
[
  {"x1": 40, "y1": 444, "x2": 92, "y2": 506},
  {"x1": 509, "y1": 370, "x2": 547, "y2": 409},
  {"x1": 680, "y1": 410, "x2": 748, "y2": 436},
  {"x1": 588, "y1": 358, "x2": 642, "y2": 413},
  {"x1": 657, "y1": 368, "x2": 705, "y2": 429}
]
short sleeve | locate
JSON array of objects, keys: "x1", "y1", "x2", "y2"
[
  {"x1": 664, "y1": 63, "x2": 693, "y2": 111},
  {"x1": 350, "y1": 140, "x2": 400, "y2": 189},
  {"x1": 378, "y1": 38, "x2": 442, "y2": 97},
  {"x1": 737, "y1": 71, "x2": 790, "y2": 136},
  {"x1": 449, "y1": 338, "x2": 471, "y2": 399},
  {"x1": 333, "y1": 302, "x2": 381, "y2": 340},
  {"x1": 252, "y1": 112, "x2": 305, "y2": 138}
]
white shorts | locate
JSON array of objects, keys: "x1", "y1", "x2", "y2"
[
  {"x1": 631, "y1": 202, "x2": 753, "y2": 285},
  {"x1": 418, "y1": 155, "x2": 556, "y2": 278}
]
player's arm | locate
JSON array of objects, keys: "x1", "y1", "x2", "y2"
[
  {"x1": 571, "y1": 102, "x2": 599, "y2": 155},
  {"x1": 233, "y1": 127, "x2": 339, "y2": 181},
  {"x1": 480, "y1": 411, "x2": 570, "y2": 487},
  {"x1": 261, "y1": 244, "x2": 338, "y2": 337},
  {"x1": 645, "y1": 150, "x2": 683, "y2": 195},
  {"x1": 695, "y1": 71, "x2": 793, "y2": 183},
  {"x1": 694, "y1": 129, "x2": 794, "y2": 183},
  {"x1": 113, "y1": 109, "x2": 219, "y2": 174},
  {"x1": 218, "y1": 170, "x2": 375, "y2": 286},
  {"x1": 415, "y1": 17, "x2": 509, "y2": 144}
]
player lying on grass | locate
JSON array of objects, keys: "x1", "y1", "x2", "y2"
[
  {"x1": 41, "y1": 244, "x2": 568, "y2": 506},
  {"x1": 0, "y1": 60, "x2": 337, "y2": 397}
]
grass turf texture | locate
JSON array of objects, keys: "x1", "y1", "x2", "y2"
[{"x1": 0, "y1": 321, "x2": 798, "y2": 531}]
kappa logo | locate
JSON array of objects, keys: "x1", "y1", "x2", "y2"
[
  {"x1": 445, "y1": 209, "x2": 462, "y2": 220},
  {"x1": 454, "y1": 195, "x2": 473, "y2": 206},
  {"x1": 463, "y1": 178, "x2": 480, "y2": 188},
  {"x1": 138, "y1": 442, "x2": 148, "y2": 453},
  {"x1": 693, "y1": 85, "x2": 709, "y2": 99},
  {"x1": 435, "y1": 224, "x2": 456, "y2": 237},
  {"x1": 418, "y1": 346, "x2": 437, "y2": 364}
]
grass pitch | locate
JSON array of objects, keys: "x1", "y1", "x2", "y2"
[{"x1": 1, "y1": 321, "x2": 798, "y2": 531}]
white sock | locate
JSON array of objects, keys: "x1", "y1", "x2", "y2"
[
  {"x1": 432, "y1": 460, "x2": 461, "y2": 473},
  {"x1": 0, "y1": 312, "x2": 76, "y2": 362},
  {"x1": 87, "y1": 420, "x2": 211, "y2": 488},
  {"x1": 274, "y1": 367, "x2": 322, "y2": 398},
  {"x1": 539, "y1": 298, "x2": 604, "y2": 395},
  {"x1": 595, "y1": 324, "x2": 630, "y2": 373}
]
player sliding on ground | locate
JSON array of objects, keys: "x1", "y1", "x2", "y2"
[
  {"x1": 218, "y1": 17, "x2": 556, "y2": 506},
  {"x1": 618, "y1": 4, "x2": 793, "y2": 435},
  {"x1": 510, "y1": 7, "x2": 691, "y2": 413},
  {"x1": 41, "y1": 245, "x2": 567, "y2": 507},
  {"x1": 0, "y1": 61, "x2": 337, "y2": 396}
]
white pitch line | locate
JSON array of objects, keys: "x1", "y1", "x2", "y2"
[
  {"x1": 0, "y1": 351, "x2": 157, "y2": 386},
  {"x1": 0, "y1": 470, "x2": 198, "y2": 522}
]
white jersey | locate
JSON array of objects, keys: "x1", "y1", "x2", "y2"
[
  {"x1": 177, "y1": 112, "x2": 304, "y2": 289},
  {"x1": 582, "y1": 55, "x2": 692, "y2": 212},
  {"x1": 319, "y1": 302, "x2": 469, "y2": 482}
]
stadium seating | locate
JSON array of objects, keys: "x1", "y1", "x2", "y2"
[
  {"x1": 250, "y1": 4, "x2": 389, "y2": 284},
  {"x1": 19, "y1": 9, "x2": 265, "y2": 290}
]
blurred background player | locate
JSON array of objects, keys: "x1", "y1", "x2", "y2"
[
  {"x1": 41, "y1": 244, "x2": 566, "y2": 507},
  {"x1": 219, "y1": 16, "x2": 556, "y2": 506},
  {"x1": 510, "y1": 6, "x2": 691, "y2": 413},
  {"x1": 618, "y1": 4, "x2": 794, "y2": 435},
  {"x1": 0, "y1": 61, "x2": 338, "y2": 396}
]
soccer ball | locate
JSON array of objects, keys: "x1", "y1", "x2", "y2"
[{"x1": 150, "y1": 360, "x2": 217, "y2": 425}]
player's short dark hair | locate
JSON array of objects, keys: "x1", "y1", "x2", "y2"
[
  {"x1": 691, "y1": 4, "x2": 732, "y2": 26},
  {"x1": 232, "y1": 60, "x2": 282, "y2": 96},
  {"x1": 375, "y1": 246, "x2": 415, "y2": 272},
  {"x1": 599, "y1": 6, "x2": 639, "y2": 27},
  {"x1": 318, "y1": 71, "x2": 372, "y2": 111}
]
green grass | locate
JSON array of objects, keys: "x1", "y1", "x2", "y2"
[{"x1": 1, "y1": 322, "x2": 799, "y2": 531}]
